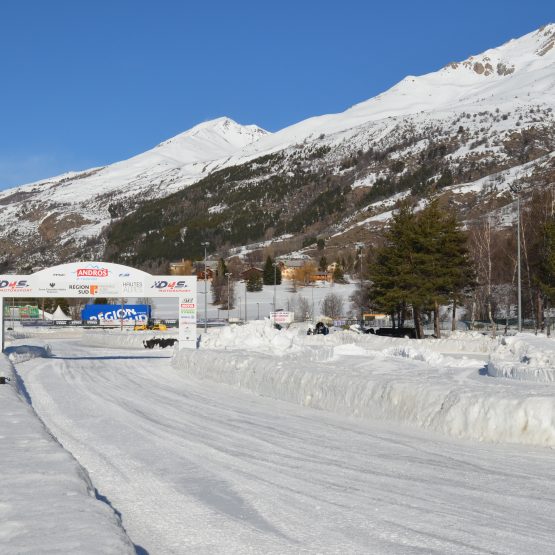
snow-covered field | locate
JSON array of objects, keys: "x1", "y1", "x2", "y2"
[
  {"x1": 1, "y1": 323, "x2": 554, "y2": 554},
  {"x1": 152, "y1": 280, "x2": 359, "y2": 322}
]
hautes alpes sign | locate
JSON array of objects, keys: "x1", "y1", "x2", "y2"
[{"x1": 0, "y1": 261, "x2": 197, "y2": 351}]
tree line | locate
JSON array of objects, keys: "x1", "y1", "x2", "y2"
[{"x1": 366, "y1": 192, "x2": 555, "y2": 337}]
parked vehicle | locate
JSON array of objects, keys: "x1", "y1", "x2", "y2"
[{"x1": 134, "y1": 320, "x2": 167, "y2": 331}]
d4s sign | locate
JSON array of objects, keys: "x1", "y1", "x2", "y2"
[
  {"x1": 151, "y1": 280, "x2": 190, "y2": 291},
  {"x1": 0, "y1": 280, "x2": 28, "y2": 289}
]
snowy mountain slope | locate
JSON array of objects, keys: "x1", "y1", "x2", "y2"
[
  {"x1": 1, "y1": 24, "x2": 555, "y2": 270},
  {"x1": 228, "y1": 23, "x2": 555, "y2": 160},
  {"x1": 0, "y1": 118, "x2": 268, "y2": 267}
]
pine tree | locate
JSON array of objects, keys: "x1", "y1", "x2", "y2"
[
  {"x1": 332, "y1": 264, "x2": 346, "y2": 284},
  {"x1": 414, "y1": 200, "x2": 474, "y2": 337},
  {"x1": 246, "y1": 274, "x2": 263, "y2": 292},
  {"x1": 538, "y1": 217, "x2": 555, "y2": 302},
  {"x1": 263, "y1": 256, "x2": 281, "y2": 285},
  {"x1": 369, "y1": 200, "x2": 474, "y2": 338}
]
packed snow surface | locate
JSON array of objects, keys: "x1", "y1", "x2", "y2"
[
  {"x1": 4, "y1": 325, "x2": 555, "y2": 553},
  {"x1": 0, "y1": 353, "x2": 135, "y2": 554}
]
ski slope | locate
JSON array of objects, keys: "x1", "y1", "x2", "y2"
[{"x1": 8, "y1": 331, "x2": 555, "y2": 554}]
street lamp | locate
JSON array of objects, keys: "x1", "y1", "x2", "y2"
[
  {"x1": 311, "y1": 282, "x2": 315, "y2": 323},
  {"x1": 272, "y1": 262, "x2": 278, "y2": 313},
  {"x1": 201, "y1": 241, "x2": 209, "y2": 332},
  {"x1": 509, "y1": 185, "x2": 522, "y2": 332},
  {"x1": 355, "y1": 242, "x2": 365, "y2": 327},
  {"x1": 244, "y1": 280, "x2": 248, "y2": 323},
  {"x1": 225, "y1": 272, "x2": 232, "y2": 323}
]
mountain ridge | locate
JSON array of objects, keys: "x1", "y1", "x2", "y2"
[{"x1": 1, "y1": 24, "x2": 555, "y2": 272}]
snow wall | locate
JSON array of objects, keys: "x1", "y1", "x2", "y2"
[{"x1": 175, "y1": 324, "x2": 555, "y2": 448}]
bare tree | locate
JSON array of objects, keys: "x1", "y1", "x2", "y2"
[
  {"x1": 292, "y1": 295, "x2": 313, "y2": 321},
  {"x1": 321, "y1": 293, "x2": 344, "y2": 320},
  {"x1": 469, "y1": 218, "x2": 496, "y2": 337}
]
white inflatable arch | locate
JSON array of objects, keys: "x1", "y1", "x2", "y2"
[{"x1": 0, "y1": 261, "x2": 197, "y2": 351}]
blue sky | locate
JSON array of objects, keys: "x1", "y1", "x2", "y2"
[{"x1": 0, "y1": 0, "x2": 553, "y2": 190}]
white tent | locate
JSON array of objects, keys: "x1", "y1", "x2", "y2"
[{"x1": 52, "y1": 305, "x2": 71, "y2": 320}]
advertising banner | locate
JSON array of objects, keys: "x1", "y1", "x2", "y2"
[
  {"x1": 270, "y1": 311, "x2": 294, "y2": 325},
  {"x1": 81, "y1": 304, "x2": 151, "y2": 324},
  {"x1": 178, "y1": 286, "x2": 197, "y2": 349}
]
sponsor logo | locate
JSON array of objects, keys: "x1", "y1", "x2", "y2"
[
  {"x1": 53, "y1": 273, "x2": 66, "y2": 277},
  {"x1": 151, "y1": 280, "x2": 191, "y2": 290},
  {"x1": 119, "y1": 273, "x2": 130, "y2": 277},
  {"x1": 68, "y1": 284, "x2": 99, "y2": 295},
  {"x1": 0, "y1": 279, "x2": 29, "y2": 289},
  {"x1": 49, "y1": 283, "x2": 55, "y2": 288},
  {"x1": 180, "y1": 303, "x2": 195, "y2": 309},
  {"x1": 77, "y1": 268, "x2": 109, "y2": 277},
  {"x1": 122, "y1": 281, "x2": 142, "y2": 288},
  {"x1": 150, "y1": 280, "x2": 193, "y2": 295}
]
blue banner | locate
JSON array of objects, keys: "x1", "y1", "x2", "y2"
[{"x1": 81, "y1": 304, "x2": 151, "y2": 323}]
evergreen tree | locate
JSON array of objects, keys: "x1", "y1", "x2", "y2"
[
  {"x1": 319, "y1": 256, "x2": 328, "y2": 271},
  {"x1": 332, "y1": 264, "x2": 347, "y2": 284},
  {"x1": 369, "y1": 200, "x2": 474, "y2": 338},
  {"x1": 370, "y1": 202, "x2": 420, "y2": 329},
  {"x1": 263, "y1": 256, "x2": 281, "y2": 285},
  {"x1": 414, "y1": 200, "x2": 474, "y2": 337},
  {"x1": 246, "y1": 274, "x2": 263, "y2": 292},
  {"x1": 538, "y1": 217, "x2": 555, "y2": 302}
]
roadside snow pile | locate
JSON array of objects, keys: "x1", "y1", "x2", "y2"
[
  {"x1": 488, "y1": 334, "x2": 555, "y2": 383},
  {"x1": 200, "y1": 321, "x2": 301, "y2": 355},
  {"x1": 173, "y1": 325, "x2": 554, "y2": 448},
  {"x1": 303, "y1": 328, "x2": 497, "y2": 354},
  {"x1": 380, "y1": 345, "x2": 480, "y2": 368},
  {"x1": 4, "y1": 344, "x2": 51, "y2": 363},
  {"x1": 82, "y1": 329, "x2": 176, "y2": 350},
  {"x1": 0, "y1": 355, "x2": 135, "y2": 554}
]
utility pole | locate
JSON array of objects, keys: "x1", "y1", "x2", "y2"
[
  {"x1": 517, "y1": 195, "x2": 522, "y2": 333},
  {"x1": 201, "y1": 241, "x2": 209, "y2": 332},
  {"x1": 356, "y1": 242, "x2": 365, "y2": 327},
  {"x1": 272, "y1": 262, "x2": 278, "y2": 313},
  {"x1": 311, "y1": 283, "x2": 315, "y2": 323},
  {"x1": 244, "y1": 280, "x2": 248, "y2": 323},
  {"x1": 509, "y1": 186, "x2": 522, "y2": 333},
  {"x1": 225, "y1": 272, "x2": 231, "y2": 323}
]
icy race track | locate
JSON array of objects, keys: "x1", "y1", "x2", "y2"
[{"x1": 6, "y1": 326, "x2": 555, "y2": 554}]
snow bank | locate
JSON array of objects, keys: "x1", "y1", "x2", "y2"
[
  {"x1": 4, "y1": 343, "x2": 51, "y2": 363},
  {"x1": 488, "y1": 334, "x2": 555, "y2": 383},
  {"x1": 200, "y1": 321, "x2": 301, "y2": 354},
  {"x1": 81, "y1": 329, "x2": 176, "y2": 350},
  {"x1": 172, "y1": 325, "x2": 554, "y2": 448},
  {"x1": 301, "y1": 327, "x2": 497, "y2": 354},
  {"x1": 0, "y1": 355, "x2": 135, "y2": 554}
]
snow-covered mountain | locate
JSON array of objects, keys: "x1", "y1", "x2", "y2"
[
  {"x1": 0, "y1": 117, "x2": 268, "y2": 267},
  {"x1": 1, "y1": 24, "x2": 555, "y2": 271}
]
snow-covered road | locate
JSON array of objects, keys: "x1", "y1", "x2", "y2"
[{"x1": 14, "y1": 338, "x2": 555, "y2": 554}]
